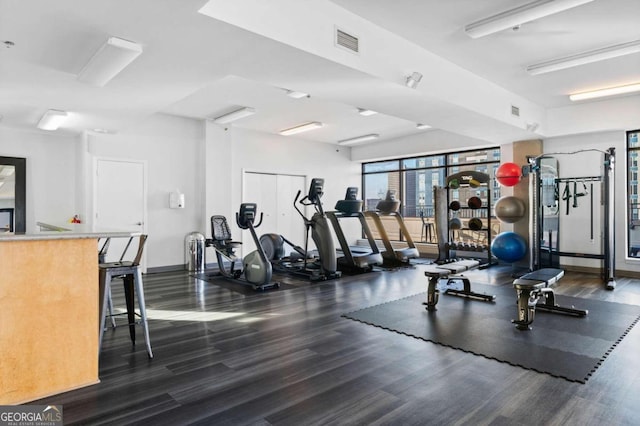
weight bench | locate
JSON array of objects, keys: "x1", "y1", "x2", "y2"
[
  {"x1": 422, "y1": 259, "x2": 496, "y2": 311},
  {"x1": 512, "y1": 268, "x2": 588, "y2": 330}
]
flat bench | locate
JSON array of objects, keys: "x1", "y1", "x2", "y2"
[
  {"x1": 512, "y1": 268, "x2": 588, "y2": 330},
  {"x1": 422, "y1": 259, "x2": 496, "y2": 311}
]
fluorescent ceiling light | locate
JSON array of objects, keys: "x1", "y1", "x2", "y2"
[
  {"x1": 464, "y1": 0, "x2": 594, "y2": 39},
  {"x1": 416, "y1": 123, "x2": 431, "y2": 130},
  {"x1": 279, "y1": 121, "x2": 323, "y2": 136},
  {"x1": 285, "y1": 90, "x2": 309, "y2": 99},
  {"x1": 37, "y1": 109, "x2": 68, "y2": 131},
  {"x1": 338, "y1": 134, "x2": 380, "y2": 146},
  {"x1": 358, "y1": 108, "x2": 378, "y2": 116},
  {"x1": 212, "y1": 107, "x2": 256, "y2": 124},
  {"x1": 77, "y1": 37, "x2": 143, "y2": 86},
  {"x1": 569, "y1": 82, "x2": 640, "y2": 101},
  {"x1": 527, "y1": 39, "x2": 640, "y2": 75}
]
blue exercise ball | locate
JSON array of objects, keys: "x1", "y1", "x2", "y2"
[{"x1": 491, "y1": 231, "x2": 527, "y2": 263}]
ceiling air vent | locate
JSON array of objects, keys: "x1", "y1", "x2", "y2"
[
  {"x1": 511, "y1": 105, "x2": 520, "y2": 117},
  {"x1": 335, "y1": 28, "x2": 359, "y2": 53}
]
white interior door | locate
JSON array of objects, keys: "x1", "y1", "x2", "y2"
[
  {"x1": 242, "y1": 172, "x2": 305, "y2": 256},
  {"x1": 94, "y1": 158, "x2": 147, "y2": 268},
  {"x1": 276, "y1": 174, "x2": 306, "y2": 249}
]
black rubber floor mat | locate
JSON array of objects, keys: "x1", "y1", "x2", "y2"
[{"x1": 343, "y1": 284, "x2": 640, "y2": 383}]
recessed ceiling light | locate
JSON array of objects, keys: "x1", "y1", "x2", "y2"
[
  {"x1": 416, "y1": 123, "x2": 431, "y2": 130},
  {"x1": 279, "y1": 121, "x2": 324, "y2": 136},
  {"x1": 357, "y1": 108, "x2": 378, "y2": 116}
]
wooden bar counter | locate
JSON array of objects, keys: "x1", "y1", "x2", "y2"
[{"x1": 0, "y1": 227, "x2": 136, "y2": 405}]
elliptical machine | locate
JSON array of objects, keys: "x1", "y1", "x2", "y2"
[
  {"x1": 260, "y1": 178, "x2": 341, "y2": 281},
  {"x1": 206, "y1": 203, "x2": 279, "y2": 291}
]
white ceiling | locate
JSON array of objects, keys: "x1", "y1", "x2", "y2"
[{"x1": 0, "y1": 0, "x2": 638, "y2": 146}]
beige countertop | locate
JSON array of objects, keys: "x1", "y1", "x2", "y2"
[{"x1": 0, "y1": 222, "x2": 140, "y2": 241}]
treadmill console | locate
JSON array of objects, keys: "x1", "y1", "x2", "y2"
[
  {"x1": 335, "y1": 187, "x2": 363, "y2": 214},
  {"x1": 307, "y1": 178, "x2": 324, "y2": 204},
  {"x1": 376, "y1": 190, "x2": 401, "y2": 214}
]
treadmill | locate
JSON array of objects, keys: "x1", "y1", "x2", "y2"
[
  {"x1": 326, "y1": 187, "x2": 383, "y2": 273},
  {"x1": 364, "y1": 190, "x2": 419, "y2": 267}
]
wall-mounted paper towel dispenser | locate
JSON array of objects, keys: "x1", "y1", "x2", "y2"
[{"x1": 169, "y1": 191, "x2": 185, "y2": 209}]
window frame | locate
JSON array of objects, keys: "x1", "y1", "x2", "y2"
[
  {"x1": 627, "y1": 130, "x2": 640, "y2": 258},
  {"x1": 361, "y1": 147, "x2": 501, "y2": 242}
]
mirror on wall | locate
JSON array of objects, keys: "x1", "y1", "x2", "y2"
[{"x1": 0, "y1": 156, "x2": 26, "y2": 233}]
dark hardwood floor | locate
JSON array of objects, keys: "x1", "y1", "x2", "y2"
[{"x1": 36, "y1": 264, "x2": 640, "y2": 425}]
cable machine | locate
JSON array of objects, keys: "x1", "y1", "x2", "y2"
[{"x1": 527, "y1": 147, "x2": 616, "y2": 289}]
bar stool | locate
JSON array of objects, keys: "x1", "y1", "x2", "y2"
[
  {"x1": 98, "y1": 234, "x2": 153, "y2": 358},
  {"x1": 420, "y1": 211, "x2": 435, "y2": 243}
]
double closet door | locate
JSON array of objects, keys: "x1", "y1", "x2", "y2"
[{"x1": 241, "y1": 172, "x2": 306, "y2": 256}]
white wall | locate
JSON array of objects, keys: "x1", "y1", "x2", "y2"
[
  {"x1": 547, "y1": 96, "x2": 640, "y2": 138},
  {"x1": 85, "y1": 114, "x2": 205, "y2": 269},
  {"x1": 229, "y1": 127, "x2": 360, "y2": 208},
  {"x1": 0, "y1": 127, "x2": 78, "y2": 231}
]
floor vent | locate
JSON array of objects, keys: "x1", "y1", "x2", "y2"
[{"x1": 336, "y1": 28, "x2": 359, "y2": 53}]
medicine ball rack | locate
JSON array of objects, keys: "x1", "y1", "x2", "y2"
[{"x1": 435, "y1": 171, "x2": 494, "y2": 266}]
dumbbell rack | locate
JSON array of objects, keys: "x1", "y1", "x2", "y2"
[{"x1": 445, "y1": 171, "x2": 493, "y2": 266}]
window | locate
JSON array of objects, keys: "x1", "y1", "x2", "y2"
[
  {"x1": 628, "y1": 130, "x2": 640, "y2": 257},
  {"x1": 362, "y1": 147, "x2": 500, "y2": 243}
]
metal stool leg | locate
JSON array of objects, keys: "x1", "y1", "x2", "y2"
[
  {"x1": 98, "y1": 269, "x2": 112, "y2": 357},
  {"x1": 107, "y1": 287, "x2": 116, "y2": 328},
  {"x1": 133, "y1": 268, "x2": 153, "y2": 359},
  {"x1": 123, "y1": 274, "x2": 136, "y2": 344}
]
